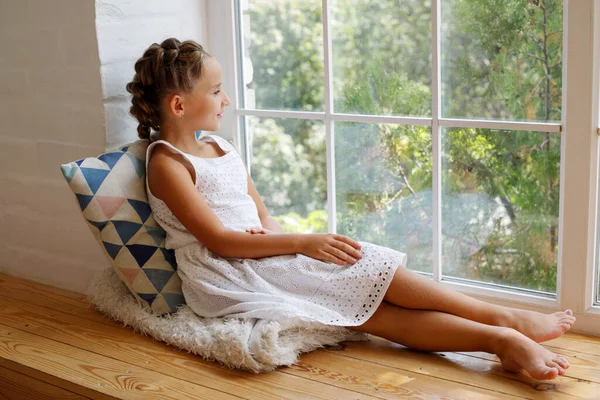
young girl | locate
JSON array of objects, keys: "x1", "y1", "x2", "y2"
[{"x1": 128, "y1": 38, "x2": 575, "y2": 380}]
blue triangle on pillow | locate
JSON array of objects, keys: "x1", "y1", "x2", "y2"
[
  {"x1": 88, "y1": 220, "x2": 108, "y2": 231},
  {"x1": 128, "y1": 199, "x2": 152, "y2": 223},
  {"x1": 126, "y1": 153, "x2": 146, "y2": 178},
  {"x1": 145, "y1": 225, "x2": 166, "y2": 245},
  {"x1": 102, "y1": 241, "x2": 122, "y2": 259},
  {"x1": 75, "y1": 194, "x2": 94, "y2": 211},
  {"x1": 160, "y1": 248, "x2": 177, "y2": 270},
  {"x1": 142, "y1": 268, "x2": 174, "y2": 292},
  {"x1": 112, "y1": 221, "x2": 143, "y2": 244},
  {"x1": 127, "y1": 244, "x2": 157, "y2": 267},
  {"x1": 80, "y1": 168, "x2": 110, "y2": 194},
  {"x1": 162, "y1": 292, "x2": 186, "y2": 310},
  {"x1": 138, "y1": 292, "x2": 158, "y2": 306},
  {"x1": 75, "y1": 159, "x2": 85, "y2": 166},
  {"x1": 195, "y1": 130, "x2": 203, "y2": 140},
  {"x1": 98, "y1": 152, "x2": 124, "y2": 170},
  {"x1": 60, "y1": 165, "x2": 78, "y2": 182},
  {"x1": 121, "y1": 145, "x2": 130, "y2": 152}
]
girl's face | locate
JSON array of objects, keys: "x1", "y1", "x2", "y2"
[{"x1": 173, "y1": 57, "x2": 231, "y2": 132}]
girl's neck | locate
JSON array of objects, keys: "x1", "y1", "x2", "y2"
[{"x1": 158, "y1": 125, "x2": 202, "y2": 153}]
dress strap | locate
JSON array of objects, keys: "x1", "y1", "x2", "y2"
[
  {"x1": 145, "y1": 140, "x2": 198, "y2": 189},
  {"x1": 205, "y1": 134, "x2": 238, "y2": 155}
]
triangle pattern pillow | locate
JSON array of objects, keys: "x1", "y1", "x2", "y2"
[{"x1": 60, "y1": 140, "x2": 185, "y2": 315}]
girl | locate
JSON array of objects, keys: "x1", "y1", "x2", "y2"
[{"x1": 128, "y1": 38, "x2": 575, "y2": 380}]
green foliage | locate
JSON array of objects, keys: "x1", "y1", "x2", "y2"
[
  {"x1": 245, "y1": 0, "x2": 561, "y2": 292},
  {"x1": 275, "y1": 210, "x2": 328, "y2": 233}
]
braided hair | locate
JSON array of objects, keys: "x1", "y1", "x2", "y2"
[{"x1": 125, "y1": 38, "x2": 211, "y2": 140}]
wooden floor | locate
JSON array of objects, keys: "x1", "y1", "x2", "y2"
[{"x1": 0, "y1": 274, "x2": 599, "y2": 400}]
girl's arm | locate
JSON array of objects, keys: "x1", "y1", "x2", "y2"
[{"x1": 149, "y1": 148, "x2": 361, "y2": 264}]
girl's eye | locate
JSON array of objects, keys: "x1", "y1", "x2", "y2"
[{"x1": 213, "y1": 90, "x2": 221, "y2": 95}]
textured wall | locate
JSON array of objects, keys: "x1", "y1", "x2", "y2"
[
  {"x1": 0, "y1": 0, "x2": 207, "y2": 293},
  {"x1": 96, "y1": 0, "x2": 208, "y2": 149},
  {"x1": 0, "y1": 0, "x2": 107, "y2": 293}
]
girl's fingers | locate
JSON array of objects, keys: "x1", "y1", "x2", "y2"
[
  {"x1": 327, "y1": 245, "x2": 358, "y2": 264},
  {"x1": 318, "y1": 250, "x2": 347, "y2": 266},
  {"x1": 333, "y1": 234, "x2": 361, "y2": 250},
  {"x1": 330, "y1": 240, "x2": 362, "y2": 261}
]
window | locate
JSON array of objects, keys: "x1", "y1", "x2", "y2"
[{"x1": 207, "y1": 0, "x2": 600, "y2": 335}]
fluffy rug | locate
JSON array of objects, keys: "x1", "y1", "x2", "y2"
[{"x1": 86, "y1": 268, "x2": 368, "y2": 372}]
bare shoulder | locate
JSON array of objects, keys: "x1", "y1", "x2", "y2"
[{"x1": 147, "y1": 145, "x2": 195, "y2": 201}]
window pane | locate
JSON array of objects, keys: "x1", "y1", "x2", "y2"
[
  {"x1": 246, "y1": 116, "x2": 327, "y2": 233},
  {"x1": 441, "y1": 0, "x2": 563, "y2": 122},
  {"x1": 442, "y1": 128, "x2": 560, "y2": 293},
  {"x1": 240, "y1": 0, "x2": 324, "y2": 111},
  {"x1": 335, "y1": 122, "x2": 433, "y2": 273},
  {"x1": 331, "y1": 0, "x2": 431, "y2": 116}
]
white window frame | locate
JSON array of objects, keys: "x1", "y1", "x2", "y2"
[{"x1": 208, "y1": 0, "x2": 600, "y2": 336}]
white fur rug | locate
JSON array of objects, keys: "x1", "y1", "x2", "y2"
[{"x1": 86, "y1": 268, "x2": 368, "y2": 372}]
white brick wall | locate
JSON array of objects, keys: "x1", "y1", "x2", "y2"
[
  {"x1": 0, "y1": 0, "x2": 107, "y2": 293},
  {"x1": 0, "y1": 0, "x2": 208, "y2": 294},
  {"x1": 96, "y1": 0, "x2": 208, "y2": 149}
]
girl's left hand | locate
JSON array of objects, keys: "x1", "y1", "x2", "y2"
[{"x1": 245, "y1": 226, "x2": 275, "y2": 235}]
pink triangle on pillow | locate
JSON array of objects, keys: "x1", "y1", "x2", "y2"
[
  {"x1": 120, "y1": 268, "x2": 141, "y2": 286},
  {"x1": 96, "y1": 196, "x2": 126, "y2": 219}
]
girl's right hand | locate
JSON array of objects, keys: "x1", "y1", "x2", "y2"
[{"x1": 299, "y1": 234, "x2": 362, "y2": 266}]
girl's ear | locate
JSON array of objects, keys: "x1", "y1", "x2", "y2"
[{"x1": 167, "y1": 93, "x2": 184, "y2": 118}]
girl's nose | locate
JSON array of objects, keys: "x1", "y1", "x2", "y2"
[{"x1": 223, "y1": 92, "x2": 231, "y2": 106}]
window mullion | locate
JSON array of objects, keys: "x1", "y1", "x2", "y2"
[
  {"x1": 559, "y1": 0, "x2": 595, "y2": 316},
  {"x1": 432, "y1": 0, "x2": 442, "y2": 282},
  {"x1": 585, "y1": 0, "x2": 600, "y2": 312},
  {"x1": 207, "y1": 0, "x2": 239, "y2": 145},
  {"x1": 322, "y1": 0, "x2": 336, "y2": 233}
]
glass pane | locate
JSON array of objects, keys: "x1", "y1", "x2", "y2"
[
  {"x1": 441, "y1": 0, "x2": 563, "y2": 122},
  {"x1": 442, "y1": 128, "x2": 560, "y2": 293},
  {"x1": 335, "y1": 122, "x2": 433, "y2": 273},
  {"x1": 331, "y1": 0, "x2": 431, "y2": 116},
  {"x1": 240, "y1": 0, "x2": 324, "y2": 111},
  {"x1": 246, "y1": 116, "x2": 327, "y2": 233}
]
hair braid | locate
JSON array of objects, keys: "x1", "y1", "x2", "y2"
[{"x1": 126, "y1": 38, "x2": 211, "y2": 140}]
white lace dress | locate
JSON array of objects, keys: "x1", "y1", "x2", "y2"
[{"x1": 146, "y1": 134, "x2": 407, "y2": 327}]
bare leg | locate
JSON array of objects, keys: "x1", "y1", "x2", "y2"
[
  {"x1": 350, "y1": 301, "x2": 570, "y2": 380},
  {"x1": 383, "y1": 265, "x2": 575, "y2": 342}
]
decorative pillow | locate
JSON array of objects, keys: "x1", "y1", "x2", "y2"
[{"x1": 60, "y1": 140, "x2": 185, "y2": 315}]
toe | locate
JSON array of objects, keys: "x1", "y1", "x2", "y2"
[
  {"x1": 549, "y1": 361, "x2": 566, "y2": 375},
  {"x1": 538, "y1": 366, "x2": 559, "y2": 380},
  {"x1": 565, "y1": 309, "x2": 573, "y2": 316},
  {"x1": 555, "y1": 356, "x2": 570, "y2": 369}
]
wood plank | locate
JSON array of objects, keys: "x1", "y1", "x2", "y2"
[
  {"x1": 2, "y1": 272, "x2": 599, "y2": 399},
  {"x1": 0, "y1": 274, "x2": 112, "y2": 327},
  {"x1": 543, "y1": 335, "x2": 600, "y2": 357},
  {"x1": 284, "y1": 349, "x2": 525, "y2": 400},
  {"x1": 0, "y1": 324, "x2": 241, "y2": 400},
  {"x1": 0, "y1": 365, "x2": 91, "y2": 400},
  {"x1": 1, "y1": 357, "x2": 117, "y2": 400},
  {"x1": 0, "y1": 299, "x2": 379, "y2": 400},
  {"x1": 455, "y1": 347, "x2": 600, "y2": 385},
  {"x1": 553, "y1": 332, "x2": 600, "y2": 345},
  {"x1": 0, "y1": 300, "x2": 523, "y2": 400},
  {"x1": 324, "y1": 337, "x2": 600, "y2": 399}
]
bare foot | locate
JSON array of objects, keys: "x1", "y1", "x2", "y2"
[
  {"x1": 494, "y1": 329, "x2": 570, "y2": 380},
  {"x1": 499, "y1": 308, "x2": 576, "y2": 343}
]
